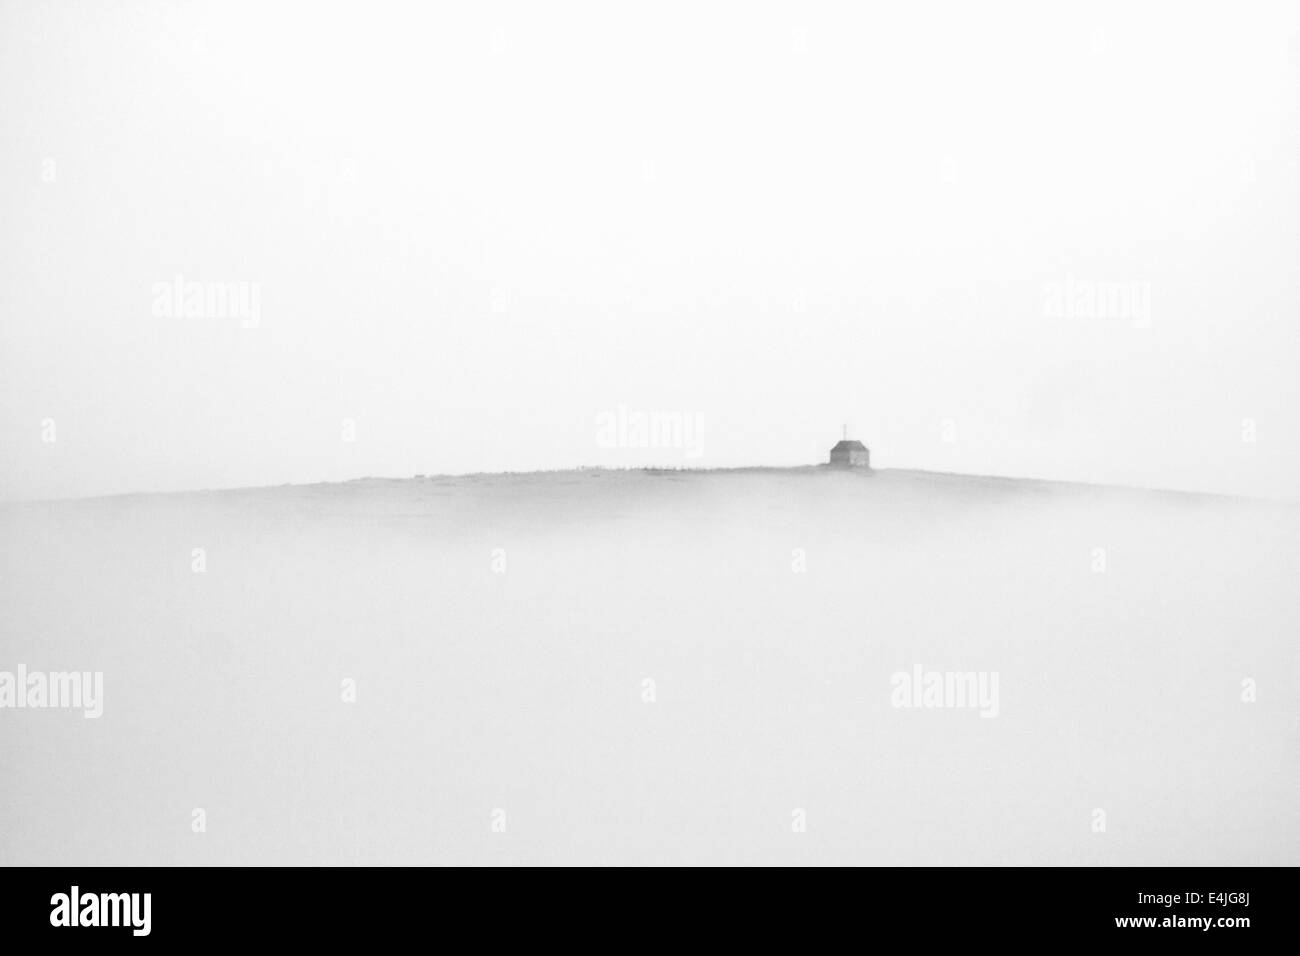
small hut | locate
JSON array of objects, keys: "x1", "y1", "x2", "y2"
[{"x1": 829, "y1": 427, "x2": 870, "y2": 467}]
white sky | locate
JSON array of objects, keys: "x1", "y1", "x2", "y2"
[{"x1": 2, "y1": 0, "x2": 1297, "y2": 500}]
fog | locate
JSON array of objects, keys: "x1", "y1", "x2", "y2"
[
  {"x1": 2, "y1": 470, "x2": 1295, "y2": 864},
  {"x1": 2, "y1": 1, "x2": 1299, "y2": 502}
]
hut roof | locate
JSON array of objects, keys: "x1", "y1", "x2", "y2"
[{"x1": 831, "y1": 440, "x2": 868, "y2": 452}]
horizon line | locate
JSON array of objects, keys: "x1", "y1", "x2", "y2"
[{"x1": 3, "y1": 464, "x2": 1291, "y2": 508}]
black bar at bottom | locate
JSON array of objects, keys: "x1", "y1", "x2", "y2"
[{"x1": 0, "y1": 866, "x2": 1284, "y2": 944}]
